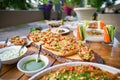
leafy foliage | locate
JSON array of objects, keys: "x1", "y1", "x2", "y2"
[
  {"x1": 37, "y1": 0, "x2": 60, "y2": 5},
  {"x1": 30, "y1": 26, "x2": 42, "y2": 33},
  {"x1": 90, "y1": 0, "x2": 104, "y2": 12},
  {"x1": 0, "y1": 0, "x2": 33, "y2": 10},
  {"x1": 63, "y1": 0, "x2": 80, "y2": 8}
]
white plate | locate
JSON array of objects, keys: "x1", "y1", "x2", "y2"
[
  {"x1": 42, "y1": 28, "x2": 70, "y2": 35},
  {"x1": 73, "y1": 29, "x2": 104, "y2": 42},
  {"x1": 29, "y1": 62, "x2": 120, "y2": 80},
  {"x1": 9, "y1": 36, "x2": 31, "y2": 46},
  {"x1": 51, "y1": 28, "x2": 70, "y2": 34}
]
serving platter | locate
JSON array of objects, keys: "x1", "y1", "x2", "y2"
[
  {"x1": 42, "y1": 28, "x2": 70, "y2": 35},
  {"x1": 51, "y1": 28, "x2": 70, "y2": 35},
  {"x1": 9, "y1": 36, "x2": 32, "y2": 46},
  {"x1": 29, "y1": 30, "x2": 104, "y2": 64},
  {"x1": 46, "y1": 20, "x2": 63, "y2": 28},
  {"x1": 29, "y1": 62, "x2": 120, "y2": 80},
  {"x1": 42, "y1": 47, "x2": 104, "y2": 63},
  {"x1": 73, "y1": 29, "x2": 104, "y2": 42},
  {"x1": 31, "y1": 41, "x2": 104, "y2": 64}
]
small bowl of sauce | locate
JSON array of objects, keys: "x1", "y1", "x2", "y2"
[
  {"x1": 22, "y1": 59, "x2": 45, "y2": 71},
  {"x1": 17, "y1": 54, "x2": 49, "y2": 76},
  {"x1": 0, "y1": 46, "x2": 27, "y2": 64}
]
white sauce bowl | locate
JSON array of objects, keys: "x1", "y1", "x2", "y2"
[{"x1": 0, "y1": 46, "x2": 27, "y2": 64}]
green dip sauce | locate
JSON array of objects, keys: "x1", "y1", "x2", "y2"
[{"x1": 22, "y1": 59, "x2": 45, "y2": 71}]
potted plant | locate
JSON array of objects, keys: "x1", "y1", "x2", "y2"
[{"x1": 74, "y1": 0, "x2": 104, "y2": 20}]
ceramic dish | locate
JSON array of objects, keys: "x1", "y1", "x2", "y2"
[
  {"x1": 17, "y1": 54, "x2": 49, "y2": 76},
  {"x1": 42, "y1": 28, "x2": 70, "y2": 35},
  {"x1": 73, "y1": 29, "x2": 104, "y2": 42},
  {"x1": 9, "y1": 36, "x2": 32, "y2": 46},
  {"x1": 29, "y1": 62, "x2": 120, "y2": 80},
  {"x1": 0, "y1": 46, "x2": 27, "y2": 64},
  {"x1": 46, "y1": 20, "x2": 62, "y2": 28},
  {"x1": 51, "y1": 28, "x2": 70, "y2": 35}
]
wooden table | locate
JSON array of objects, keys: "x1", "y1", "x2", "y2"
[{"x1": 0, "y1": 32, "x2": 120, "y2": 80}]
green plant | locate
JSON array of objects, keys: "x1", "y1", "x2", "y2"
[
  {"x1": 30, "y1": 26, "x2": 42, "y2": 33},
  {"x1": 0, "y1": 0, "x2": 33, "y2": 10},
  {"x1": 36, "y1": 0, "x2": 60, "y2": 5},
  {"x1": 63, "y1": 0, "x2": 80, "y2": 8},
  {"x1": 89, "y1": 0, "x2": 104, "y2": 12},
  {"x1": 89, "y1": 0, "x2": 117, "y2": 12}
]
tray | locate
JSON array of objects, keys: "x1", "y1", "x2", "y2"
[{"x1": 42, "y1": 47, "x2": 104, "y2": 64}]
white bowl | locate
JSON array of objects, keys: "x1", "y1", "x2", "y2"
[
  {"x1": 29, "y1": 62, "x2": 120, "y2": 80},
  {"x1": 0, "y1": 46, "x2": 27, "y2": 64},
  {"x1": 17, "y1": 54, "x2": 49, "y2": 76}
]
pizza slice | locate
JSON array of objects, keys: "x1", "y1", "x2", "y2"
[{"x1": 78, "y1": 46, "x2": 95, "y2": 61}]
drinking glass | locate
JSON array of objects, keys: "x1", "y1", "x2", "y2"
[
  {"x1": 77, "y1": 24, "x2": 86, "y2": 43},
  {"x1": 103, "y1": 25, "x2": 116, "y2": 46}
]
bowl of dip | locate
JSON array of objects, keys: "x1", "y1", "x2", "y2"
[
  {"x1": 0, "y1": 46, "x2": 27, "y2": 64},
  {"x1": 17, "y1": 54, "x2": 49, "y2": 76}
]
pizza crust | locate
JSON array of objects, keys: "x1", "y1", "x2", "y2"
[{"x1": 43, "y1": 46, "x2": 79, "y2": 57}]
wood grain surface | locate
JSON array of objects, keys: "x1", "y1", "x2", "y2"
[{"x1": 0, "y1": 31, "x2": 120, "y2": 80}]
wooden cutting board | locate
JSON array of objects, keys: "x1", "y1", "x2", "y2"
[
  {"x1": 42, "y1": 47, "x2": 104, "y2": 64},
  {"x1": 31, "y1": 42, "x2": 104, "y2": 64}
]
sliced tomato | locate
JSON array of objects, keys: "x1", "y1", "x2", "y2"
[{"x1": 68, "y1": 66, "x2": 74, "y2": 71}]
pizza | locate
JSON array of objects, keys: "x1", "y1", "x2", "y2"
[
  {"x1": 78, "y1": 46, "x2": 95, "y2": 61},
  {"x1": 10, "y1": 36, "x2": 27, "y2": 45},
  {"x1": 29, "y1": 30, "x2": 80, "y2": 56},
  {"x1": 39, "y1": 65, "x2": 120, "y2": 80},
  {"x1": 29, "y1": 29, "x2": 95, "y2": 60}
]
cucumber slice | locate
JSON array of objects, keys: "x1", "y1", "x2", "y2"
[
  {"x1": 106, "y1": 25, "x2": 116, "y2": 42},
  {"x1": 110, "y1": 25, "x2": 116, "y2": 42},
  {"x1": 80, "y1": 26, "x2": 83, "y2": 40},
  {"x1": 80, "y1": 25, "x2": 85, "y2": 41}
]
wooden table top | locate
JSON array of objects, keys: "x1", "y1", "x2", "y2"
[{"x1": 0, "y1": 31, "x2": 120, "y2": 80}]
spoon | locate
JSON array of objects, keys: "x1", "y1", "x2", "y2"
[
  {"x1": 18, "y1": 41, "x2": 27, "y2": 56},
  {"x1": 4, "y1": 38, "x2": 9, "y2": 47},
  {"x1": 36, "y1": 44, "x2": 42, "y2": 63}
]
